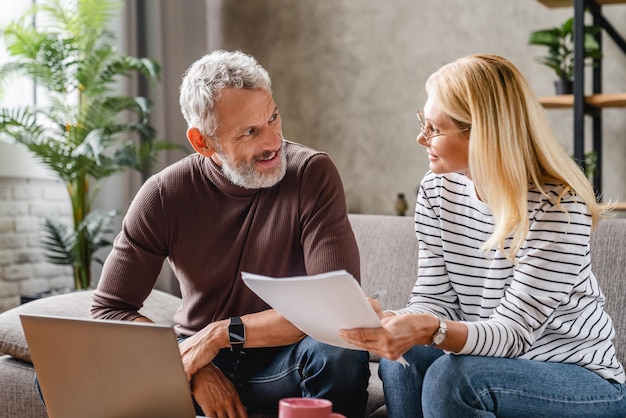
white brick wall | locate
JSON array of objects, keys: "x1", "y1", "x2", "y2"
[{"x1": 0, "y1": 177, "x2": 73, "y2": 312}]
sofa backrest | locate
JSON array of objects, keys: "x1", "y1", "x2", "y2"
[
  {"x1": 348, "y1": 214, "x2": 419, "y2": 311},
  {"x1": 590, "y1": 218, "x2": 626, "y2": 364},
  {"x1": 348, "y1": 214, "x2": 626, "y2": 364}
]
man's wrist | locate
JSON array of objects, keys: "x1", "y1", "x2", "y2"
[{"x1": 228, "y1": 317, "x2": 246, "y2": 350}]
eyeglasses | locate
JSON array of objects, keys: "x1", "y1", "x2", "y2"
[{"x1": 417, "y1": 111, "x2": 470, "y2": 144}]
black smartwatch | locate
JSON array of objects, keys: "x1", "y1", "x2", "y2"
[{"x1": 228, "y1": 317, "x2": 246, "y2": 351}]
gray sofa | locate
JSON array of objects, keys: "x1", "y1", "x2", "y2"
[{"x1": 1, "y1": 214, "x2": 625, "y2": 418}]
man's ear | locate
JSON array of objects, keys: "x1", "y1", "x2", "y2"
[{"x1": 187, "y1": 127, "x2": 215, "y2": 157}]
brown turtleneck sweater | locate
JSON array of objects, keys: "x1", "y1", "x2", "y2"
[{"x1": 91, "y1": 141, "x2": 360, "y2": 337}]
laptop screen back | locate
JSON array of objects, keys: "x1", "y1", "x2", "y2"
[{"x1": 20, "y1": 314, "x2": 197, "y2": 418}]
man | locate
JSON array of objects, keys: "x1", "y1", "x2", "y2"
[{"x1": 91, "y1": 50, "x2": 370, "y2": 418}]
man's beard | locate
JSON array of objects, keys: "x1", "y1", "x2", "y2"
[{"x1": 217, "y1": 140, "x2": 287, "y2": 189}]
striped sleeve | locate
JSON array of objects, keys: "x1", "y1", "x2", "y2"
[{"x1": 395, "y1": 173, "x2": 475, "y2": 320}]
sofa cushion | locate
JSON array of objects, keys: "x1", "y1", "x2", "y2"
[
  {"x1": 0, "y1": 289, "x2": 182, "y2": 363},
  {"x1": 0, "y1": 355, "x2": 48, "y2": 418}
]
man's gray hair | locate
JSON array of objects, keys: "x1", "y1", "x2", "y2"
[{"x1": 179, "y1": 50, "x2": 272, "y2": 137}]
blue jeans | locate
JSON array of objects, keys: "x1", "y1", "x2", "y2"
[
  {"x1": 379, "y1": 344, "x2": 626, "y2": 418},
  {"x1": 197, "y1": 336, "x2": 370, "y2": 418}
]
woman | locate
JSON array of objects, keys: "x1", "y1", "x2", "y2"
[{"x1": 339, "y1": 54, "x2": 626, "y2": 417}]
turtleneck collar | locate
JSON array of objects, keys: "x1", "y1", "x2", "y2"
[{"x1": 201, "y1": 154, "x2": 264, "y2": 197}]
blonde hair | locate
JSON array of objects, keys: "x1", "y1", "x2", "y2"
[{"x1": 425, "y1": 54, "x2": 604, "y2": 260}]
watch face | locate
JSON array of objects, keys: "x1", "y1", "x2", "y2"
[
  {"x1": 228, "y1": 325, "x2": 245, "y2": 344},
  {"x1": 228, "y1": 318, "x2": 245, "y2": 346},
  {"x1": 432, "y1": 332, "x2": 446, "y2": 345},
  {"x1": 431, "y1": 318, "x2": 447, "y2": 346}
]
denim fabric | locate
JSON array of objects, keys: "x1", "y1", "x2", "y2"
[
  {"x1": 198, "y1": 336, "x2": 370, "y2": 418},
  {"x1": 379, "y1": 345, "x2": 626, "y2": 418},
  {"x1": 35, "y1": 336, "x2": 369, "y2": 417}
]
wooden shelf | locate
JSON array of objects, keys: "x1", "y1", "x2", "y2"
[
  {"x1": 538, "y1": 0, "x2": 626, "y2": 7},
  {"x1": 602, "y1": 202, "x2": 626, "y2": 211},
  {"x1": 615, "y1": 202, "x2": 626, "y2": 211},
  {"x1": 539, "y1": 93, "x2": 626, "y2": 108}
]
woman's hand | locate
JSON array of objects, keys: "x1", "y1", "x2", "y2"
[
  {"x1": 339, "y1": 313, "x2": 440, "y2": 361},
  {"x1": 368, "y1": 297, "x2": 385, "y2": 319}
]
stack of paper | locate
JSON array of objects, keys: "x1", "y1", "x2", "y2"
[{"x1": 242, "y1": 270, "x2": 379, "y2": 350}]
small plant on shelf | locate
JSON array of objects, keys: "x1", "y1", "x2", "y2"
[{"x1": 528, "y1": 16, "x2": 602, "y2": 94}]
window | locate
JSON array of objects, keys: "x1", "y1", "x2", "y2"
[{"x1": 0, "y1": 0, "x2": 53, "y2": 178}]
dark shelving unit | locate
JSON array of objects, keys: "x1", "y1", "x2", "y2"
[{"x1": 537, "y1": 0, "x2": 626, "y2": 201}]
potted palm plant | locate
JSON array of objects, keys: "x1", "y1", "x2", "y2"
[
  {"x1": 528, "y1": 16, "x2": 602, "y2": 94},
  {"x1": 0, "y1": 0, "x2": 182, "y2": 290}
]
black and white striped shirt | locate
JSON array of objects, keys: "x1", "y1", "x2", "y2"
[{"x1": 396, "y1": 171, "x2": 624, "y2": 383}]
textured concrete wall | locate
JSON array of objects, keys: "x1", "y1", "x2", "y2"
[{"x1": 211, "y1": 0, "x2": 626, "y2": 214}]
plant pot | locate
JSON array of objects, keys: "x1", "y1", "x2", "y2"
[{"x1": 554, "y1": 79, "x2": 574, "y2": 95}]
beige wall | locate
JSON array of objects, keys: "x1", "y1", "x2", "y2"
[
  {"x1": 140, "y1": 0, "x2": 626, "y2": 215},
  {"x1": 196, "y1": 0, "x2": 626, "y2": 214}
]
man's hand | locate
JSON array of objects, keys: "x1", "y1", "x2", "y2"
[
  {"x1": 179, "y1": 321, "x2": 228, "y2": 381},
  {"x1": 191, "y1": 364, "x2": 248, "y2": 418}
]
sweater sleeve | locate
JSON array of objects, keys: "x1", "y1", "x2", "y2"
[
  {"x1": 297, "y1": 152, "x2": 360, "y2": 282},
  {"x1": 91, "y1": 176, "x2": 169, "y2": 321},
  {"x1": 394, "y1": 176, "x2": 463, "y2": 320}
]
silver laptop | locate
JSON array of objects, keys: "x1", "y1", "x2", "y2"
[{"x1": 20, "y1": 314, "x2": 200, "y2": 418}]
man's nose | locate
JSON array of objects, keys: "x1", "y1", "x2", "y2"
[{"x1": 259, "y1": 125, "x2": 282, "y2": 149}]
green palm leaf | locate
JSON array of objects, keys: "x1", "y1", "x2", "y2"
[
  {"x1": 41, "y1": 216, "x2": 75, "y2": 265},
  {"x1": 0, "y1": 0, "x2": 186, "y2": 289}
]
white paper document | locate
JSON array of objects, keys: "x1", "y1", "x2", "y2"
[{"x1": 242, "y1": 270, "x2": 380, "y2": 350}]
